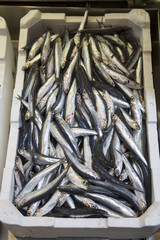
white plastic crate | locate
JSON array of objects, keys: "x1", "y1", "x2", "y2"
[
  {"x1": 0, "y1": 17, "x2": 15, "y2": 189},
  {"x1": 0, "y1": 9, "x2": 160, "y2": 239}
]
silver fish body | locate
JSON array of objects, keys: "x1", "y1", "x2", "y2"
[
  {"x1": 55, "y1": 111, "x2": 81, "y2": 158},
  {"x1": 92, "y1": 87, "x2": 108, "y2": 130},
  {"x1": 55, "y1": 37, "x2": 62, "y2": 79},
  {"x1": 64, "y1": 78, "x2": 77, "y2": 127},
  {"x1": 89, "y1": 35, "x2": 101, "y2": 61},
  {"x1": 61, "y1": 38, "x2": 74, "y2": 69},
  {"x1": 101, "y1": 90, "x2": 114, "y2": 128},
  {"x1": 71, "y1": 127, "x2": 97, "y2": 137},
  {"x1": 74, "y1": 9, "x2": 88, "y2": 47},
  {"x1": 40, "y1": 111, "x2": 52, "y2": 155},
  {"x1": 82, "y1": 36, "x2": 92, "y2": 81},
  {"x1": 83, "y1": 136, "x2": 93, "y2": 169},
  {"x1": 22, "y1": 53, "x2": 41, "y2": 71},
  {"x1": 36, "y1": 74, "x2": 56, "y2": 105},
  {"x1": 82, "y1": 89, "x2": 103, "y2": 138},
  {"x1": 63, "y1": 52, "x2": 78, "y2": 93},
  {"x1": 122, "y1": 152, "x2": 146, "y2": 211},
  {"x1": 113, "y1": 114, "x2": 147, "y2": 165},
  {"x1": 111, "y1": 132, "x2": 123, "y2": 177},
  {"x1": 27, "y1": 33, "x2": 46, "y2": 61},
  {"x1": 41, "y1": 31, "x2": 51, "y2": 66}
]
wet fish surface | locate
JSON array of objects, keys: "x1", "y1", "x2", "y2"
[{"x1": 14, "y1": 9, "x2": 150, "y2": 218}]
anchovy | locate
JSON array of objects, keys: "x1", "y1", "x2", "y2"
[
  {"x1": 92, "y1": 57, "x2": 115, "y2": 86},
  {"x1": 22, "y1": 63, "x2": 39, "y2": 100},
  {"x1": 118, "y1": 107, "x2": 140, "y2": 130},
  {"x1": 111, "y1": 132, "x2": 123, "y2": 177},
  {"x1": 63, "y1": 52, "x2": 78, "y2": 93},
  {"x1": 36, "y1": 74, "x2": 56, "y2": 105},
  {"x1": 102, "y1": 123, "x2": 114, "y2": 157},
  {"x1": 55, "y1": 111, "x2": 81, "y2": 158},
  {"x1": 52, "y1": 80, "x2": 65, "y2": 113},
  {"x1": 104, "y1": 35, "x2": 126, "y2": 48},
  {"x1": 22, "y1": 54, "x2": 41, "y2": 71},
  {"x1": 33, "y1": 152, "x2": 63, "y2": 165},
  {"x1": 45, "y1": 48, "x2": 54, "y2": 79},
  {"x1": 40, "y1": 111, "x2": 52, "y2": 155},
  {"x1": 73, "y1": 195, "x2": 117, "y2": 217},
  {"x1": 89, "y1": 35, "x2": 101, "y2": 61},
  {"x1": 92, "y1": 87, "x2": 108, "y2": 129},
  {"x1": 115, "y1": 46, "x2": 125, "y2": 63},
  {"x1": 113, "y1": 114, "x2": 147, "y2": 165},
  {"x1": 136, "y1": 56, "x2": 143, "y2": 85},
  {"x1": 41, "y1": 31, "x2": 51, "y2": 66},
  {"x1": 55, "y1": 37, "x2": 62, "y2": 79},
  {"x1": 100, "y1": 90, "x2": 114, "y2": 128},
  {"x1": 27, "y1": 33, "x2": 46, "y2": 61},
  {"x1": 82, "y1": 89, "x2": 103, "y2": 138},
  {"x1": 125, "y1": 46, "x2": 142, "y2": 71},
  {"x1": 76, "y1": 93, "x2": 92, "y2": 129},
  {"x1": 74, "y1": 9, "x2": 88, "y2": 47},
  {"x1": 64, "y1": 78, "x2": 77, "y2": 127},
  {"x1": 50, "y1": 121, "x2": 75, "y2": 155},
  {"x1": 37, "y1": 83, "x2": 58, "y2": 112},
  {"x1": 61, "y1": 38, "x2": 74, "y2": 69},
  {"x1": 82, "y1": 36, "x2": 92, "y2": 81},
  {"x1": 46, "y1": 87, "x2": 59, "y2": 113},
  {"x1": 84, "y1": 192, "x2": 137, "y2": 217},
  {"x1": 121, "y1": 152, "x2": 146, "y2": 211}
]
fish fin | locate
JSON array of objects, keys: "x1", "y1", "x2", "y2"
[{"x1": 16, "y1": 95, "x2": 23, "y2": 101}]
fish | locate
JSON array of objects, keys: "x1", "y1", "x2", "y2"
[
  {"x1": 41, "y1": 31, "x2": 51, "y2": 66},
  {"x1": 27, "y1": 32, "x2": 46, "y2": 61},
  {"x1": 74, "y1": 9, "x2": 89, "y2": 47}
]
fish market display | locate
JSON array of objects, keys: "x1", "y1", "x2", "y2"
[{"x1": 13, "y1": 9, "x2": 151, "y2": 218}]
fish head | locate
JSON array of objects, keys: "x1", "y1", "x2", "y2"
[{"x1": 17, "y1": 148, "x2": 25, "y2": 156}]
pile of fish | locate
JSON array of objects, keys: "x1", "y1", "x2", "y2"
[{"x1": 13, "y1": 9, "x2": 151, "y2": 218}]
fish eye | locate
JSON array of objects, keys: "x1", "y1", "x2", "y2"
[
  {"x1": 82, "y1": 180, "x2": 87, "y2": 185},
  {"x1": 89, "y1": 203, "x2": 95, "y2": 208},
  {"x1": 136, "y1": 124, "x2": 140, "y2": 130}
]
